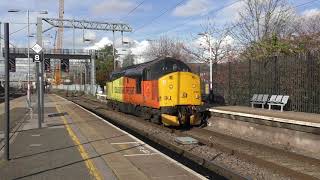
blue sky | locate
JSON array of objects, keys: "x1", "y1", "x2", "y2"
[{"x1": 0, "y1": 0, "x2": 320, "y2": 52}]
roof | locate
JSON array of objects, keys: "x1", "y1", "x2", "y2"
[{"x1": 111, "y1": 57, "x2": 189, "y2": 80}]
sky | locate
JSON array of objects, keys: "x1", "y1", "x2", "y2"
[{"x1": 0, "y1": 0, "x2": 320, "y2": 58}]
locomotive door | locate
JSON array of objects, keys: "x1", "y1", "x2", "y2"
[
  {"x1": 143, "y1": 81, "x2": 152, "y2": 104},
  {"x1": 142, "y1": 68, "x2": 159, "y2": 108}
]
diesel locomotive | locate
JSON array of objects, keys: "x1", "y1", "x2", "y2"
[{"x1": 106, "y1": 57, "x2": 207, "y2": 126}]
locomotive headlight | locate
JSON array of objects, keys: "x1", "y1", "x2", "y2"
[
  {"x1": 192, "y1": 84, "x2": 196, "y2": 88},
  {"x1": 169, "y1": 84, "x2": 173, "y2": 89}
]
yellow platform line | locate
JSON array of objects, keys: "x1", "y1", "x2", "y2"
[{"x1": 54, "y1": 102, "x2": 102, "y2": 180}]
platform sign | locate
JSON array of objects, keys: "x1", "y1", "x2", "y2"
[
  {"x1": 31, "y1": 43, "x2": 43, "y2": 54},
  {"x1": 33, "y1": 54, "x2": 42, "y2": 63}
]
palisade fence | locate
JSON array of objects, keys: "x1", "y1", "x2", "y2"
[{"x1": 212, "y1": 52, "x2": 320, "y2": 113}]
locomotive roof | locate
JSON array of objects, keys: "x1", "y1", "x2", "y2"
[{"x1": 110, "y1": 57, "x2": 190, "y2": 80}]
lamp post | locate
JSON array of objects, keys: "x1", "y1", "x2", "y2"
[
  {"x1": 8, "y1": 9, "x2": 48, "y2": 109},
  {"x1": 198, "y1": 32, "x2": 213, "y2": 101}
]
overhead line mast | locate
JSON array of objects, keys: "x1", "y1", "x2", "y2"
[
  {"x1": 54, "y1": 0, "x2": 64, "y2": 85},
  {"x1": 57, "y1": 0, "x2": 64, "y2": 49}
]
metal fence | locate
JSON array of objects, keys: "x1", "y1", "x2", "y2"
[
  {"x1": 53, "y1": 84, "x2": 102, "y2": 95},
  {"x1": 213, "y1": 52, "x2": 320, "y2": 113}
]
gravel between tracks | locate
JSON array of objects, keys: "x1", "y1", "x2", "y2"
[{"x1": 61, "y1": 95, "x2": 303, "y2": 180}]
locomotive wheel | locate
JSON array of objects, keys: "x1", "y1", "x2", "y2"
[
  {"x1": 134, "y1": 106, "x2": 142, "y2": 117},
  {"x1": 115, "y1": 103, "x2": 120, "y2": 112},
  {"x1": 151, "y1": 115, "x2": 161, "y2": 124},
  {"x1": 142, "y1": 107, "x2": 152, "y2": 120}
]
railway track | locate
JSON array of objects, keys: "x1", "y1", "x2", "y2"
[
  {"x1": 60, "y1": 93, "x2": 320, "y2": 180},
  {"x1": 184, "y1": 128, "x2": 320, "y2": 179},
  {"x1": 0, "y1": 90, "x2": 27, "y2": 103}
]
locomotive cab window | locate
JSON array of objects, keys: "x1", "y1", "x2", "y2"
[
  {"x1": 173, "y1": 64, "x2": 177, "y2": 71},
  {"x1": 136, "y1": 77, "x2": 142, "y2": 94},
  {"x1": 145, "y1": 69, "x2": 151, "y2": 80}
]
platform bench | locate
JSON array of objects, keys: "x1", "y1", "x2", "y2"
[
  {"x1": 267, "y1": 95, "x2": 289, "y2": 112},
  {"x1": 250, "y1": 94, "x2": 269, "y2": 109}
]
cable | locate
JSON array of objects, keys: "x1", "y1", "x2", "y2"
[
  {"x1": 294, "y1": 0, "x2": 320, "y2": 8},
  {"x1": 134, "y1": 0, "x2": 187, "y2": 32},
  {"x1": 9, "y1": 25, "x2": 29, "y2": 36},
  {"x1": 0, "y1": 35, "x2": 19, "y2": 48},
  {"x1": 144, "y1": 0, "x2": 320, "y2": 40},
  {"x1": 120, "y1": 0, "x2": 146, "y2": 21},
  {"x1": 143, "y1": 0, "x2": 242, "y2": 38}
]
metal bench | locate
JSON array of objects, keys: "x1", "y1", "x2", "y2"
[
  {"x1": 267, "y1": 95, "x2": 289, "y2": 112},
  {"x1": 250, "y1": 94, "x2": 269, "y2": 109}
]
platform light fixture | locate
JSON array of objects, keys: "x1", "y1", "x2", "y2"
[{"x1": 198, "y1": 32, "x2": 213, "y2": 98}]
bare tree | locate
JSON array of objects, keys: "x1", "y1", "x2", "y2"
[
  {"x1": 181, "y1": 19, "x2": 235, "y2": 65},
  {"x1": 291, "y1": 13, "x2": 320, "y2": 52},
  {"x1": 297, "y1": 13, "x2": 320, "y2": 35},
  {"x1": 198, "y1": 20, "x2": 233, "y2": 63},
  {"x1": 145, "y1": 36, "x2": 193, "y2": 62},
  {"x1": 231, "y1": 0, "x2": 296, "y2": 57}
]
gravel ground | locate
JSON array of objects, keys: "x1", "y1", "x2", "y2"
[{"x1": 65, "y1": 95, "x2": 300, "y2": 180}]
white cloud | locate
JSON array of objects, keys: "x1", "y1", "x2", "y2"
[
  {"x1": 302, "y1": 8, "x2": 320, "y2": 17},
  {"x1": 122, "y1": 40, "x2": 150, "y2": 64},
  {"x1": 216, "y1": 0, "x2": 246, "y2": 23},
  {"x1": 85, "y1": 37, "x2": 113, "y2": 50},
  {"x1": 172, "y1": 0, "x2": 212, "y2": 17},
  {"x1": 130, "y1": 40, "x2": 149, "y2": 56},
  {"x1": 84, "y1": 36, "x2": 151, "y2": 64},
  {"x1": 91, "y1": 0, "x2": 136, "y2": 15}
]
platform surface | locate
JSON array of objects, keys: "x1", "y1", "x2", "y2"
[
  {"x1": 0, "y1": 94, "x2": 205, "y2": 180},
  {"x1": 210, "y1": 106, "x2": 320, "y2": 127}
]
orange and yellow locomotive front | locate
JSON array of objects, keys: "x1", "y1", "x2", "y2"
[{"x1": 158, "y1": 71, "x2": 202, "y2": 126}]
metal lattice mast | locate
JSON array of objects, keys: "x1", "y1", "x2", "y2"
[
  {"x1": 57, "y1": 0, "x2": 64, "y2": 49},
  {"x1": 54, "y1": 0, "x2": 64, "y2": 85}
]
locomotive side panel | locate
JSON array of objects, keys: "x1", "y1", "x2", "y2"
[
  {"x1": 142, "y1": 80, "x2": 159, "y2": 109},
  {"x1": 111, "y1": 77, "x2": 124, "y2": 102},
  {"x1": 123, "y1": 77, "x2": 144, "y2": 105},
  {"x1": 106, "y1": 82, "x2": 113, "y2": 100}
]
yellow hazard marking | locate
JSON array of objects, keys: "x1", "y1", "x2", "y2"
[{"x1": 55, "y1": 103, "x2": 102, "y2": 180}]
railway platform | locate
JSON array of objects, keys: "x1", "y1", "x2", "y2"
[
  {"x1": 209, "y1": 106, "x2": 320, "y2": 134},
  {"x1": 207, "y1": 106, "x2": 320, "y2": 159},
  {"x1": 0, "y1": 94, "x2": 206, "y2": 180},
  {"x1": 0, "y1": 96, "x2": 29, "y2": 143}
]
